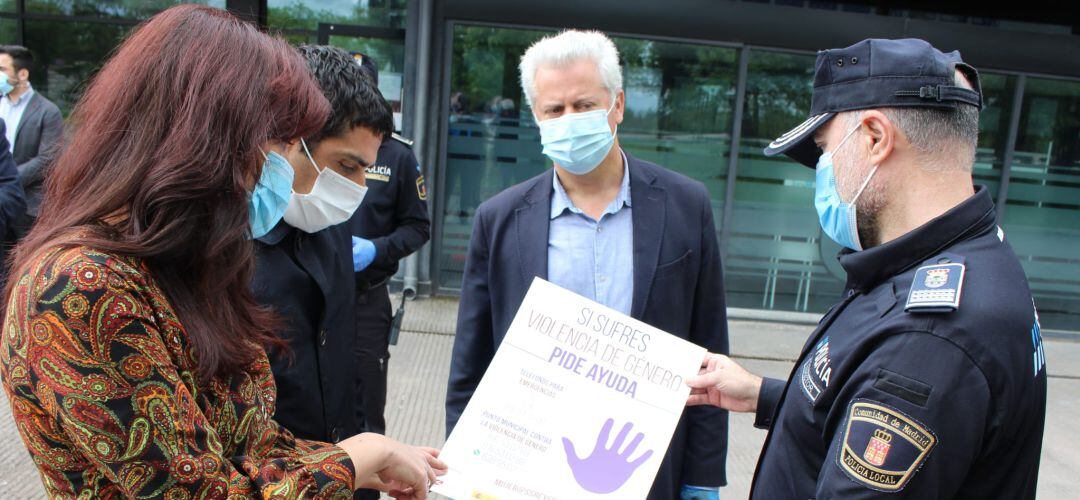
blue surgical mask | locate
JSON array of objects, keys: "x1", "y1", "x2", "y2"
[
  {"x1": 249, "y1": 149, "x2": 295, "y2": 239},
  {"x1": 815, "y1": 123, "x2": 879, "y2": 251},
  {"x1": 0, "y1": 77, "x2": 13, "y2": 96},
  {"x1": 537, "y1": 98, "x2": 618, "y2": 175}
]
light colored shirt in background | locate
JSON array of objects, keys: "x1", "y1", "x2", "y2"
[
  {"x1": 547, "y1": 150, "x2": 634, "y2": 315},
  {"x1": 0, "y1": 83, "x2": 34, "y2": 152}
]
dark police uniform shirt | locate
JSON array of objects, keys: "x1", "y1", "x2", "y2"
[
  {"x1": 751, "y1": 186, "x2": 1047, "y2": 499},
  {"x1": 252, "y1": 220, "x2": 359, "y2": 443},
  {"x1": 349, "y1": 134, "x2": 430, "y2": 291}
]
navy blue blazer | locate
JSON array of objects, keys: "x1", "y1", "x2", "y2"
[{"x1": 446, "y1": 153, "x2": 730, "y2": 497}]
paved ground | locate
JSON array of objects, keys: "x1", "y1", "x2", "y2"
[{"x1": 2, "y1": 296, "x2": 1078, "y2": 498}]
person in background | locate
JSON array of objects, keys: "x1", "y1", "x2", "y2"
[
  {"x1": 0, "y1": 121, "x2": 26, "y2": 288},
  {"x1": 0, "y1": 6, "x2": 442, "y2": 498},
  {"x1": 0, "y1": 45, "x2": 63, "y2": 239},
  {"x1": 348, "y1": 53, "x2": 431, "y2": 436},
  {"x1": 446, "y1": 30, "x2": 729, "y2": 500},
  {"x1": 687, "y1": 38, "x2": 1047, "y2": 499}
]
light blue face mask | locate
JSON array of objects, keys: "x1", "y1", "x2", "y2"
[
  {"x1": 0, "y1": 77, "x2": 14, "y2": 96},
  {"x1": 249, "y1": 149, "x2": 295, "y2": 239},
  {"x1": 537, "y1": 98, "x2": 618, "y2": 175},
  {"x1": 815, "y1": 123, "x2": 879, "y2": 251}
]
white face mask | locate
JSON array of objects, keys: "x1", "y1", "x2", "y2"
[{"x1": 283, "y1": 139, "x2": 369, "y2": 233}]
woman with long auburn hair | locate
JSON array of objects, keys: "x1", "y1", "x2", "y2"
[{"x1": 0, "y1": 5, "x2": 443, "y2": 498}]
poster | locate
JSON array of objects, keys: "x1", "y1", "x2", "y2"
[{"x1": 434, "y1": 278, "x2": 706, "y2": 500}]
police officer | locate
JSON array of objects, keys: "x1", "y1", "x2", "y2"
[
  {"x1": 687, "y1": 39, "x2": 1047, "y2": 498},
  {"x1": 350, "y1": 54, "x2": 431, "y2": 435}
]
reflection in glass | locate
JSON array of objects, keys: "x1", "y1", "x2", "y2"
[
  {"x1": 327, "y1": 35, "x2": 406, "y2": 127},
  {"x1": 439, "y1": 26, "x2": 550, "y2": 287},
  {"x1": 268, "y1": 0, "x2": 407, "y2": 30},
  {"x1": 727, "y1": 50, "x2": 834, "y2": 313},
  {"x1": 25, "y1": 21, "x2": 133, "y2": 115},
  {"x1": 973, "y1": 73, "x2": 1018, "y2": 197},
  {"x1": 1002, "y1": 77, "x2": 1080, "y2": 331},
  {"x1": 616, "y1": 39, "x2": 736, "y2": 234},
  {"x1": 438, "y1": 26, "x2": 738, "y2": 288},
  {"x1": 0, "y1": 17, "x2": 16, "y2": 44}
]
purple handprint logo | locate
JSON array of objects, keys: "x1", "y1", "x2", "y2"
[{"x1": 562, "y1": 418, "x2": 655, "y2": 494}]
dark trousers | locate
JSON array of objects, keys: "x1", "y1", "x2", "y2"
[{"x1": 354, "y1": 284, "x2": 392, "y2": 435}]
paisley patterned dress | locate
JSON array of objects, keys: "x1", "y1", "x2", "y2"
[{"x1": 1, "y1": 246, "x2": 356, "y2": 498}]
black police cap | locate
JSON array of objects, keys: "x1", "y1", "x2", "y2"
[{"x1": 764, "y1": 38, "x2": 983, "y2": 168}]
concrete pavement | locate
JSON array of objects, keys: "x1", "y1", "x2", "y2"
[{"x1": 1, "y1": 296, "x2": 1077, "y2": 498}]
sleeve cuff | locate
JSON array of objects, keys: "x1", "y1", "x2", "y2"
[
  {"x1": 298, "y1": 444, "x2": 356, "y2": 496},
  {"x1": 754, "y1": 377, "x2": 786, "y2": 430}
]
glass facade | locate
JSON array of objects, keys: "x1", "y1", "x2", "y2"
[
  {"x1": 1001, "y1": 77, "x2": 1080, "y2": 329},
  {"x1": 726, "y1": 50, "x2": 829, "y2": 312},
  {"x1": 436, "y1": 24, "x2": 1080, "y2": 331},
  {"x1": 268, "y1": 1, "x2": 408, "y2": 129},
  {"x1": 0, "y1": 1, "x2": 1074, "y2": 330}
]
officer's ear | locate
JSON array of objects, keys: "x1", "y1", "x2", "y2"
[{"x1": 859, "y1": 110, "x2": 896, "y2": 167}]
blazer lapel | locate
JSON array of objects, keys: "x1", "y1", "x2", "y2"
[
  {"x1": 515, "y1": 170, "x2": 553, "y2": 286},
  {"x1": 629, "y1": 155, "x2": 666, "y2": 319},
  {"x1": 13, "y1": 94, "x2": 41, "y2": 146}
]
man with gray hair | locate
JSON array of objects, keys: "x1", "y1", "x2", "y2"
[
  {"x1": 687, "y1": 39, "x2": 1046, "y2": 498},
  {"x1": 447, "y1": 30, "x2": 730, "y2": 499}
]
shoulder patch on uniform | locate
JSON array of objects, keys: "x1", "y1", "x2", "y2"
[
  {"x1": 836, "y1": 399, "x2": 937, "y2": 492},
  {"x1": 416, "y1": 164, "x2": 427, "y2": 201},
  {"x1": 904, "y1": 258, "x2": 965, "y2": 314},
  {"x1": 391, "y1": 133, "x2": 414, "y2": 146}
]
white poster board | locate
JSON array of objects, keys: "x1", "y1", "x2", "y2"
[{"x1": 434, "y1": 278, "x2": 706, "y2": 500}]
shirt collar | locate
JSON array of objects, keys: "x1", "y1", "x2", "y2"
[
  {"x1": 550, "y1": 149, "x2": 632, "y2": 220},
  {"x1": 838, "y1": 185, "x2": 996, "y2": 291},
  {"x1": 5, "y1": 84, "x2": 33, "y2": 105}
]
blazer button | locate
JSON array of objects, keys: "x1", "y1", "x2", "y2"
[{"x1": 319, "y1": 329, "x2": 327, "y2": 346}]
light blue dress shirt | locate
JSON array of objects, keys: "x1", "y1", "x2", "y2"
[
  {"x1": 547, "y1": 150, "x2": 633, "y2": 315},
  {"x1": 0, "y1": 84, "x2": 33, "y2": 152}
]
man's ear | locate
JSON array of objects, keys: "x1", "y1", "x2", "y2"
[
  {"x1": 859, "y1": 110, "x2": 896, "y2": 167},
  {"x1": 17, "y1": 68, "x2": 28, "y2": 82},
  {"x1": 611, "y1": 89, "x2": 625, "y2": 125}
]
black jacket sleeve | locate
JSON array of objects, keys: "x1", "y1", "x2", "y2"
[
  {"x1": 815, "y1": 332, "x2": 991, "y2": 498},
  {"x1": 370, "y1": 147, "x2": 430, "y2": 269},
  {"x1": 682, "y1": 184, "x2": 730, "y2": 487},
  {"x1": 0, "y1": 122, "x2": 27, "y2": 238},
  {"x1": 754, "y1": 377, "x2": 786, "y2": 429},
  {"x1": 444, "y1": 207, "x2": 495, "y2": 435}
]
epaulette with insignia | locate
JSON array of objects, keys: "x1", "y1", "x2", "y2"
[
  {"x1": 904, "y1": 253, "x2": 966, "y2": 314},
  {"x1": 391, "y1": 133, "x2": 414, "y2": 147}
]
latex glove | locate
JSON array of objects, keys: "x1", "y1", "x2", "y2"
[
  {"x1": 681, "y1": 485, "x2": 720, "y2": 500},
  {"x1": 352, "y1": 236, "x2": 376, "y2": 272}
]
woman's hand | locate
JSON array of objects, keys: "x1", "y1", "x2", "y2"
[{"x1": 337, "y1": 433, "x2": 447, "y2": 498}]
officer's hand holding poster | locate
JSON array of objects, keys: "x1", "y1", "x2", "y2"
[{"x1": 434, "y1": 278, "x2": 705, "y2": 500}]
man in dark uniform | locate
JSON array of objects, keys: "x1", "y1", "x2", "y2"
[
  {"x1": 687, "y1": 39, "x2": 1047, "y2": 499},
  {"x1": 252, "y1": 45, "x2": 394, "y2": 446},
  {"x1": 349, "y1": 54, "x2": 431, "y2": 435}
]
